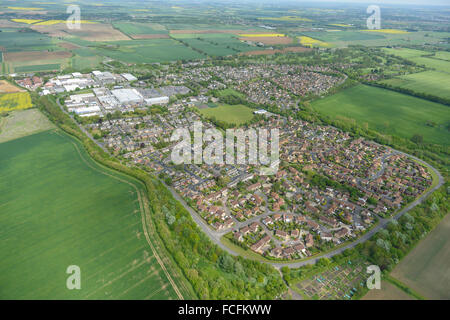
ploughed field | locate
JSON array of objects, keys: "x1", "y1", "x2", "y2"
[{"x1": 0, "y1": 129, "x2": 178, "y2": 299}]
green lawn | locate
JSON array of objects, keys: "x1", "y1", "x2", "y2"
[
  {"x1": 381, "y1": 71, "x2": 450, "y2": 100},
  {"x1": 0, "y1": 130, "x2": 178, "y2": 299},
  {"x1": 311, "y1": 85, "x2": 450, "y2": 146},
  {"x1": 198, "y1": 104, "x2": 254, "y2": 125}
]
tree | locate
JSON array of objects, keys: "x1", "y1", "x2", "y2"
[{"x1": 411, "y1": 134, "x2": 423, "y2": 144}]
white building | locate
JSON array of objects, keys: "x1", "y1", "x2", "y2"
[
  {"x1": 74, "y1": 106, "x2": 101, "y2": 116},
  {"x1": 111, "y1": 88, "x2": 143, "y2": 104},
  {"x1": 145, "y1": 96, "x2": 169, "y2": 106},
  {"x1": 121, "y1": 73, "x2": 138, "y2": 82}
]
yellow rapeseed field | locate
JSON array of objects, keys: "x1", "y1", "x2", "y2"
[
  {"x1": 299, "y1": 36, "x2": 330, "y2": 47},
  {"x1": 34, "y1": 20, "x2": 97, "y2": 26},
  {"x1": 363, "y1": 29, "x2": 409, "y2": 34},
  {"x1": 7, "y1": 7, "x2": 43, "y2": 11},
  {"x1": 11, "y1": 19, "x2": 43, "y2": 24},
  {"x1": 0, "y1": 92, "x2": 32, "y2": 113}
]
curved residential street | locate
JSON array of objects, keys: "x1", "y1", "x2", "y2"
[{"x1": 166, "y1": 151, "x2": 444, "y2": 269}]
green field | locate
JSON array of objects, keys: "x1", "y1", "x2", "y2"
[
  {"x1": 0, "y1": 130, "x2": 179, "y2": 299},
  {"x1": 408, "y1": 56, "x2": 450, "y2": 72},
  {"x1": 176, "y1": 34, "x2": 256, "y2": 56},
  {"x1": 362, "y1": 280, "x2": 416, "y2": 300},
  {"x1": 14, "y1": 63, "x2": 60, "y2": 73},
  {"x1": 198, "y1": 104, "x2": 254, "y2": 125},
  {"x1": 0, "y1": 109, "x2": 54, "y2": 143},
  {"x1": 92, "y1": 39, "x2": 205, "y2": 63},
  {"x1": 381, "y1": 71, "x2": 450, "y2": 100},
  {"x1": 390, "y1": 213, "x2": 450, "y2": 299},
  {"x1": 382, "y1": 48, "x2": 430, "y2": 59},
  {"x1": 0, "y1": 29, "x2": 57, "y2": 52},
  {"x1": 112, "y1": 22, "x2": 168, "y2": 35},
  {"x1": 311, "y1": 85, "x2": 450, "y2": 146}
]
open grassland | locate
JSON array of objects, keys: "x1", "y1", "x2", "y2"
[
  {"x1": 381, "y1": 71, "x2": 450, "y2": 100},
  {"x1": 0, "y1": 92, "x2": 32, "y2": 112},
  {"x1": 197, "y1": 104, "x2": 254, "y2": 125},
  {"x1": 390, "y1": 213, "x2": 450, "y2": 300},
  {"x1": 362, "y1": 281, "x2": 416, "y2": 300},
  {"x1": 0, "y1": 130, "x2": 179, "y2": 299},
  {"x1": 311, "y1": 85, "x2": 450, "y2": 146},
  {"x1": 0, "y1": 109, "x2": 54, "y2": 143},
  {"x1": 112, "y1": 22, "x2": 168, "y2": 36}
]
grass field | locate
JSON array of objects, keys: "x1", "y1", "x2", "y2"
[
  {"x1": 381, "y1": 71, "x2": 450, "y2": 100},
  {"x1": 0, "y1": 130, "x2": 180, "y2": 299},
  {"x1": 362, "y1": 280, "x2": 416, "y2": 300},
  {"x1": 0, "y1": 92, "x2": 32, "y2": 112},
  {"x1": 197, "y1": 104, "x2": 254, "y2": 125},
  {"x1": 390, "y1": 213, "x2": 450, "y2": 300},
  {"x1": 311, "y1": 85, "x2": 450, "y2": 146},
  {"x1": 0, "y1": 109, "x2": 54, "y2": 143},
  {"x1": 408, "y1": 56, "x2": 450, "y2": 72}
]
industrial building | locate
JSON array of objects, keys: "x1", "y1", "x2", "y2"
[
  {"x1": 145, "y1": 96, "x2": 169, "y2": 106},
  {"x1": 111, "y1": 88, "x2": 144, "y2": 104}
]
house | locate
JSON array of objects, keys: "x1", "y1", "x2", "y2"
[
  {"x1": 335, "y1": 228, "x2": 349, "y2": 239},
  {"x1": 305, "y1": 234, "x2": 314, "y2": 247},
  {"x1": 249, "y1": 222, "x2": 260, "y2": 233},
  {"x1": 234, "y1": 232, "x2": 243, "y2": 242},
  {"x1": 250, "y1": 235, "x2": 271, "y2": 253},
  {"x1": 321, "y1": 232, "x2": 333, "y2": 242},
  {"x1": 275, "y1": 229, "x2": 289, "y2": 240},
  {"x1": 291, "y1": 229, "x2": 300, "y2": 239}
]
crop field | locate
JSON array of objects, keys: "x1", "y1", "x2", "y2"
[
  {"x1": 381, "y1": 71, "x2": 450, "y2": 100},
  {"x1": 0, "y1": 29, "x2": 56, "y2": 52},
  {"x1": 311, "y1": 85, "x2": 450, "y2": 146},
  {"x1": 92, "y1": 39, "x2": 205, "y2": 63},
  {"x1": 390, "y1": 213, "x2": 450, "y2": 300},
  {"x1": 112, "y1": 22, "x2": 168, "y2": 36},
  {"x1": 408, "y1": 56, "x2": 450, "y2": 72},
  {"x1": 299, "y1": 36, "x2": 330, "y2": 48},
  {"x1": 382, "y1": 48, "x2": 430, "y2": 59},
  {"x1": 0, "y1": 130, "x2": 180, "y2": 299},
  {"x1": 0, "y1": 92, "x2": 32, "y2": 112},
  {"x1": 14, "y1": 63, "x2": 61, "y2": 73},
  {"x1": 362, "y1": 281, "x2": 416, "y2": 300},
  {"x1": 0, "y1": 80, "x2": 24, "y2": 94},
  {"x1": 0, "y1": 109, "x2": 54, "y2": 143}
]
